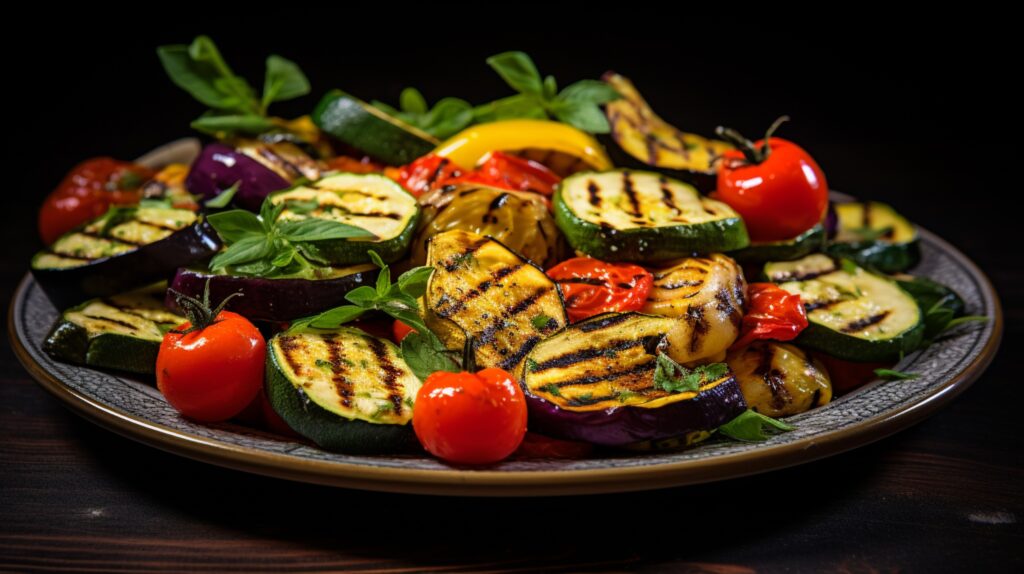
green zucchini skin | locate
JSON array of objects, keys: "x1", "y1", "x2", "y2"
[
  {"x1": 265, "y1": 353, "x2": 419, "y2": 454},
  {"x1": 312, "y1": 90, "x2": 439, "y2": 166},
  {"x1": 825, "y1": 240, "x2": 921, "y2": 274},
  {"x1": 826, "y1": 201, "x2": 921, "y2": 272},
  {"x1": 265, "y1": 328, "x2": 421, "y2": 454},
  {"x1": 553, "y1": 171, "x2": 749, "y2": 261},
  {"x1": 42, "y1": 291, "x2": 185, "y2": 375},
  {"x1": 771, "y1": 256, "x2": 925, "y2": 362},
  {"x1": 728, "y1": 224, "x2": 826, "y2": 263},
  {"x1": 312, "y1": 209, "x2": 419, "y2": 265}
]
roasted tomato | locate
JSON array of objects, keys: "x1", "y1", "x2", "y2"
[
  {"x1": 39, "y1": 158, "x2": 154, "y2": 244},
  {"x1": 546, "y1": 257, "x2": 653, "y2": 323}
]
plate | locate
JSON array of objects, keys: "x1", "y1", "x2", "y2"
[{"x1": 9, "y1": 140, "x2": 1003, "y2": 496}]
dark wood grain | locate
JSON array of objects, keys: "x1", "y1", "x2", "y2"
[{"x1": 3, "y1": 25, "x2": 1022, "y2": 573}]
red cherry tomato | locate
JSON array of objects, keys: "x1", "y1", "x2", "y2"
[
  {"x1": 816, "y1": 354, "x2": 892, "y2": 395},
  {"x1": 731, "y1": 283, "x2": 809, "y2": 349},
  {"x1": 157, "y1": 310, "x2": 265, "y2": 422},
  {"x1": 392, "y1": 319, "x2": 416, "y2": 343},
  {"x1": 713, "y1": 119, "x2": 828, "y2": 242},
  {"x1": 546, "y1": 257, "x2": 654, "y2": 323},
  {"x1": 412, "y1": 368, "x2": 527, "y2": 464},
  {"x1": 38, "y1": 157, "x2": 153, "y2": 244}
]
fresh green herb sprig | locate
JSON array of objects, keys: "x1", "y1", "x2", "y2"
[
  {"x1": 206, "y1": 198, "x2": 372, "y2": 278},
  {"x1": 372, "y1": 88, "x2": 474, "y2": 140},
  {"x1": 874, "y1": 368, "x2": 919, "y2": 381},
  {"x1": 653, "y1": 353, "x2": 729, "y2": 394},
  {"x1": 292, "y1": 252, "x2": 460, "y2": 381},
  {"x1": 717, "y1": 409, "x2": 794, "y2": 442},
  {"x1": 157, "y1": 36, "x2": 310, "y2": 136},
  {"x1": 374, "y1": 51, "x2": 621, "y2": 136}
]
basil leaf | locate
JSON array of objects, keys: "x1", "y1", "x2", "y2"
[
  {"x1": 401, "y1": 331, "x2": 460, "y2": 382},
  {"x1": 209, "y1": 235, "x2": 274, "y2": 269},
  {"x1": 271, "y1": 245, "x2": 297, "y2": 268},
  {"x1": 344, "y1": 286, "x2": 379, "y2": 306},
  {"x1": 397, "y1": 266, "x2": 433, "y2": 299},
  {"x1": 718, "y1": 409, "x2": 794, "y2": 442},
  {"x1": 472, "y1": 94, "x2": 546, "y2": 123},
  {"x1": 944, "y1": 315, "x2": 988, "y2": 330},
  {"x1": 551, "y1": 100, "x2": 611, "y2": 134},
  {"x1": 156, "y1": 44, "x2": 232, "y2": 109},
  {"x1": 543, "y1": 75, "x2": 558, "y2": 100},
  {"x1": 308, "y1": 305, "x2": 366, "y2": 329},
  {"x1": 275, "y1": 218, "x2": 373, "y2": 241},
  {"x1": 874, "y1": 368, "x2": 919, "y2": 381},
  {"x1": 190, "y1": 114, "x2": 275, "y2": 135},
  {"x1": 207, "y1": 209, "x2": 265, "y2": 242},
  {"x1": 558, "y1": 79, "x2": 620, "y2": 105},
  {"x1": 368, "y1": 250, "x2": 386, "y2": 269},
  {"x1": 188, "y1": 36, "x2": 259, "y2": 114},
  {"x1": 419, "y1": 97, "x2": 474, "y2": 139},
  {"x1": 376, "y1": 263, "x2": 392, "y2": 296},
  {"x1": 204, "y1": 182, "x2": 240, "y2": 209},
  {"x1": 262, "y1": 55, "x2": 310, "y2": 108},
  {"x1": 486, "y1": 51, "x2": 543, "y2": 95},
  {"x1": 98, "y1": 206, "x2": 138, "y2": 237},
  {"x1": 400, "y1": 87, "x2": 428, "y2": 114},
  {"x1": 259, "y1": 198, "x2": 285, "y2": 231}
]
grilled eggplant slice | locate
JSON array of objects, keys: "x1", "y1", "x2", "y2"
[
  {"x1": 31, "y1": 206, "x2": 221, "y2": 309},
  {"x1": 414, "y1": 184, "x2": 564, "y2": 268},
  {"x1": 726, "y1": 342, "x2": 832, "y2": 417},
  {"x1": 641, "y1": 254, "x2": 746, "y2": 364},
  {"x1": 266, "y1": 326, "x2": 422, "y2": 454},
  {"x1": 168, "y1": 264, "x2": 379, "y2": 322},
  {"x1": 770, "y1": 255, "x2": 924, "y2": 362},
  {"x1": 826, "y1": 201, "x2": 921, "y2": 272},
  {"x1": 424, "y1": 230, "x2": 568, "y2": 374},
  {"x1": 554, "y1": 170, "x2": 748, "y2": 261},
  {"x1": 521, "y1": 312, "x2": 747, "y2": 446},
  {"x1": 602, "y1": 72, "x2": 733, "y2": 191},
  {"x1": 269, "y1": 173, "x2": 419, "y2": 264},
  {"x1": 43, "y1": 286, "x2": 184, "y2": 375}
]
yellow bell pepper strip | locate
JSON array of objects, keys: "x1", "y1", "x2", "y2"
[{"x1": 433, "y1": 119, "x2": 612, "y2": 171}]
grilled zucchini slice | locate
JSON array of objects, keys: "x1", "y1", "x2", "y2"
[
  {"x1": 521, "y1": 312, "x2": 747, "y2": 445},
  {"x1": 729, "y1": 223, "x2": 827, "y2": 263},
  {"x1": 770, "y1": 255, "x2": 924, "y2": 361},
  {"x1": 641, "y1": 254, "x2": 746, "y2": 364},
  {"x1": 43, "y1": 287, "x2": 184, "y2": 375},
  {"x1": 602, "y1": 72, "x2": 733, "y2": 191},
  {"x1": 424, "y1": 230, "x2": 568, "y2": 374},
  {"x1": 270, "y1": 173, "x2": 419, "y2": 264},
  {"x1": 313, "y1": 90, "x2": 439, "y2": 165},
  {"x1": 266, "y1": 326, "x2": 422, "y2": 454},
  {"x1": 826, "y1": 201, "x2": 921, "y2": 272},
  {"x1": 726, "y1": 342, "x2": 832, "y2": 417},
  {"x1": 554, "y1": 170, "x2": 748, "y2": 261}
]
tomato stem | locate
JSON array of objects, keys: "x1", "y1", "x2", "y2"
[
  {"x1": 715, "y1": 116, "x2": 790, "y2": 165},
  {"x1": 168, "y1": 279, "x2": 243, "y2": 335}
]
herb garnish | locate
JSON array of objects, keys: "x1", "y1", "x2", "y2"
[
  {"x1": 874, "y1": 368, "x2": 919, "y2": 381},
  {"x1": 653, "y1": 353, "x2": 729, "y2": 394},
  {"x1": 717, "y1": 409, "x2": 794, "y2": 442}
]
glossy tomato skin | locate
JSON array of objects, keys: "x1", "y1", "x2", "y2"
[
  {"x1": 412, "y1": 368, "x2": 528, "y2": 465},
  {"x1": 156, "y1": 311, "x2": 265, "y2": 422},
  {"x1": 38, "y1": 157, "x2": 153, "y2": 245},
  {"x1": 714, "y1": 138, "x2": 828, "y2": 242}
]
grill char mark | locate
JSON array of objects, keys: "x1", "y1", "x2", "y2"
[{"x1": 367, "y1": 336, "x2": 405, "y2": 415}]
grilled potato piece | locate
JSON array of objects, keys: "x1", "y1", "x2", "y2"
[{"x1": 726, "y1": 342, "x2": 832, "y2": 417}]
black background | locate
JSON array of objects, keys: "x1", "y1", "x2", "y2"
[{"x1": 3, "y1": 21, "x2": 1021, "y2": 572}]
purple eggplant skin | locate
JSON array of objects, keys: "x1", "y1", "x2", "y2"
[
  {"x1": 823, "y1": 202, "x2": 839, "y2": 240},
  {"x1": 185, "y1": 143, "x2": 290, "y2": 212},
  {"x1": 31, "y1": 222, "x2": 222, "y2": 311},
  {"x1": 523, "y1": 376, "x2": 748, "y2": 447},
  {"x1": 167, "y1": 266, "x2": 381, "y2": 322}
]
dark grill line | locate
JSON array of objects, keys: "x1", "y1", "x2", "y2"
[
  {"x1": 322, "y1": 334, "x2": 353, "y2": 408},
  {"x1": 548, "y1": 360, "x2": 655, "y2": 389},
  {"x1": 368, "y1": 336, "x2": 404, "y2": 415},
  {"x1": 532, "y1": 338, "x2": 649, "y2": 372},
  {"x1": 841, "y1": 311, "x2": 891, "y2": 333}
]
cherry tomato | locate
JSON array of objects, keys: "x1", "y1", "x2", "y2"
[
  {"x1": 412, "y1": 368, "x2": 527, "y2": 464},
  {"x1": 38, "y1": 157, "x2": 153, "y2": 244},
  {"x1": 731, "y1": 283, "x2": 809, "y2": 349},
  {"x1": 713, "y1": 118, "x2": 828, "y2": 242},
  {"x1": 546, "y1": 257, "x2": 654, "y2": 323},
  {"x1": 157, "y1": 310, "x2": 265, "y2": 422},
  {"x1": 816, "y1": 354, "x2": 891, "y2": 395},
  {"x1": 392, "y1": 319, "x2": 416, "y2": 343}
]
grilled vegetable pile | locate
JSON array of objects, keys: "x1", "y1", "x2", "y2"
[{"x1": 30, "y1": 36, "x2": 987, "y2": 465}]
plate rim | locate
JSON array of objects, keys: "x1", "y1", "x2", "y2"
[{"x1": 9, "y1": 226, "x2": 1003, "y2": 497}]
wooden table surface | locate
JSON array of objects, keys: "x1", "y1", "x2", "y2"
[{"x1": 3, "y1": 29, "x2": 1022, "y2": 573}]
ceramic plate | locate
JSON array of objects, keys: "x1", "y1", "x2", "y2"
[{"x1": 9, "y1": 140, "x2": 1002, "y2": 496}]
